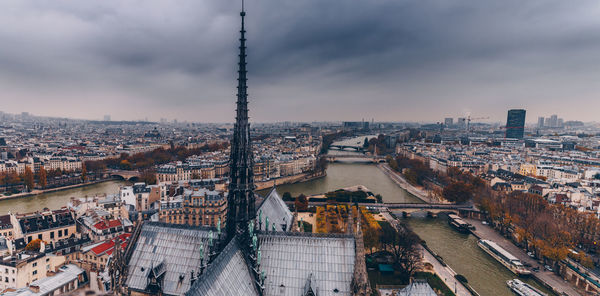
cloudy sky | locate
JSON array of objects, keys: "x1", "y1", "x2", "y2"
[{"x1": 1, "y1": 0, "x2": 599, "y2": 123}]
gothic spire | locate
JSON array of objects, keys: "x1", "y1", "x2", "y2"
[{"x1": 226, "y1": 0, "x2": 255, "y2": 243}]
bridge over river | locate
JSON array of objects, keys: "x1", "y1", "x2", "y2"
[
  {"x1": 287, "y1": 200, "x2": 475, "y2": 213},
  {"x1": 323, "y1": 154, "x2": 386, "y2": 163}
]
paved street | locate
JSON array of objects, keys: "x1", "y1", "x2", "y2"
[
  {"x1": 465, "y1": 218, "x2": 582, "y2": 296},
  {"x1": 381, "y1": 211, "x2": 472, "y2": 296}
]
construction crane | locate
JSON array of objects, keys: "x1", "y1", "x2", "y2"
[{"x1": 466, "y1": 115, "x2": 489, "y2": 132}]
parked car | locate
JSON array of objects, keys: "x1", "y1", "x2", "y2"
[
  {"x1": 527, "y1": 251, "x2": 535, "y2": 258},
  {"x1": 532, "y1": 267, "x2": 540, "y2": 272},
  {"x1": 481, "y1": 221, "x2": 489, "y2": 225},
  {"x1": 544, "y1": 265, "x2": 553, "y2": 272}
]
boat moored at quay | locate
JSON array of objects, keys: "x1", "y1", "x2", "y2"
[
  {"x1": 478, "y1": 239, "x2": 531, "y2": 276},
  {"x1": 507, "y1": 279, "x2": 547, "y2": 296},
  {"x1": 448, "y1": 214, "x2": 475, "y2": 233}
]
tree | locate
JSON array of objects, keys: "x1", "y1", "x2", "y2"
[
  {"x1": 442, "y1": 181, "x2": 473, "y2": 203},
  {"x1": 314, "y1": 156, "x2": 328, "y2": 174},
  {"x1": 81, "y1": 162, "x2": 87, "y2": 182},
  {"x1": 295, "y1": 194, "x2": 309, "y2": 212},
  {"x1": 363, "y1": 227, "x2": 379, "y2": 254},
  {"x1": 38, "y1": 166, "x2": 47, "y2": 188},
  {"x1": 389, "y1": 223, "x2": 422, "y2": 281},
  {"x1": 282, "y1": 192, "x2": 293, "y2": 201},
  {"x1": 7, "y1": 171, "x2": 21, "y2": 185},
  {"x1": 140, "y1": 169, "x2": 157, "y2": 185},
  {"x1": 25, "y1": 239, "x2": 43, "y2": 251},
  {"x1": 119, "y1": 159, "x2": 132, "y2": 170},
  {"x1": 379, "y1": 221, "x2": 396, "y2": 251},
  {"x1": 24, "y1": 167, "x2": 34, "y2": 191}
]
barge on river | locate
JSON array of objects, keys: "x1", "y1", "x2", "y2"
[
  {"x1": 478, "y1": 239, "x2": 531, "y2": 276},
  {"x1": 448, "y1": 214, "x2": 475, "y2": 233},
  {"x1": 507, "y1": 279, "x2": 547, "y2": 296}
]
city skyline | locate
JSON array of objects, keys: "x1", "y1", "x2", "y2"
[{"x1": 1, "y1": 0, "x2": 600, "y2": 122}]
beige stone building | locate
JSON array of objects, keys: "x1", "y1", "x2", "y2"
[{"x1": 0, "y1": 251, "x2": 65, "y2": 290}]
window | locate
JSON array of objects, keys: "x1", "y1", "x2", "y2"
[
  {"x1": 50, "y1": 232, "x2": 55, "y2": 239},
  {"x1": 32, "y1": 262, "x2": 37, "y2": 267},
  {"x1": 38, "y1": 234, "x2": 42, "y2": 240},
  {"x1": 64, "y1": 229, "x2": 68, "y2": 236},
  {"x1": 32, "y1": 270, "x2": 37, "y2": 275},
  {"x1": 58, "y1": 230, "x2": 63, "y2": 237}
]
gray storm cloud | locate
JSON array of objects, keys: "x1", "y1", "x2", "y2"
[{"x1": 0, "y1": 0, "x2": 599, "y2": 122}]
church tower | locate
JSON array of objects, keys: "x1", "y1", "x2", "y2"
[{"x1": 226, "y1": 1, "x2": 256, "y2": 245}]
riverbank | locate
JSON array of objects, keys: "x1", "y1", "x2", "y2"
[
  {"x1": 0, "y1": 179, "x2": 115, "y2": 202},
  {"x1": 377, "y1": 163, "x2": 437, "y2": 203},
  {"x1": 0, "y1": 180, "x2": 126, "y2": 215},
  {"x1": 381, "y1": 211, "x2": 471, "y2": 296},
  {"x1": 465, "y1": 218, "x2": 581, "y2": 296},
  {"x1": 254, "y1": 172, "x2": 326, "y2": 191}
]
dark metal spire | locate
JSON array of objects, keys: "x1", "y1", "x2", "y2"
[
  {"x1": 225, "y1": 3, "x2": 264, "y2": 294},
  {"x1": 226, "y1": 0, "x2": 255, "y2": 243}
]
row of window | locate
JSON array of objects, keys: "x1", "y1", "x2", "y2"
[{"x1": 27, "y1": 228, "x2": 69, "y2": 243}]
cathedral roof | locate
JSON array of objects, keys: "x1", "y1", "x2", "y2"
[
  {"x1": 186, "y1": 238, "x2": 258, "y2": 296},
  {"x1": 257, "y1": 187, "x2": 293, "y2": 232},
  {"x1": 259, "y1": 232, "x2": 355, "y2": 296},
  {"x1": 187, "y1": 232, "x2": 356, "y2": 296},
  {"x1": 126, "y1": 223, "x2": 216, "y2": 295}
]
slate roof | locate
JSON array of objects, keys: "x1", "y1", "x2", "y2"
[
  {"x1": 126, "y1": 223, "x2": 216, "y2": 296},
  {"x1": 186, "y1": 238, "x2": 258, "y2": 296},
  {"x1": 379, "y1": 280, "x2": 437, "y2": 296},
  {"x1": 259, "y1": 232, "x2": 355, "y2": 296},
  {"x1": 257, "y1": 188, "x2": 293, "y2": 232},
  {"x1": 129, "y1": 190, "x2": 356, "y2": 296},
  {"x1": 187, "y1": 232, "x2": 355, "y2": 296}
]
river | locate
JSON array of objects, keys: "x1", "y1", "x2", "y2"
[
  {"x1": 0, "y1": 181, "x2": 126, "y2": 215},
  {"x1": 407, "y1": 217, "x2": 552, "y2": 296},
  {"x1": 0, "y1": 135, "x2": 555, "y2": 295},
  {"x1": 270, "y1": 136, "x2": 554, "y2": 295}
]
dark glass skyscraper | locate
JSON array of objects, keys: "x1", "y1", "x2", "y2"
[{"x1": 505, "y1": 109, "x2": 526, "y2": 139}]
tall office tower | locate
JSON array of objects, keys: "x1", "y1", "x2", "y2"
[
  {"x1": 549, "y1": 114, "x2": 558, "y2": 127},
  {"x1": 444, "y1": 118, "x2": 454, "y2": 127},
  {"x1": 537, "y1": 117, "x2": 544, "y2": 128},
  {"x1": 505, "y1": 109, "x2": 526, "y2": 139},
  {"x1": 457, "y1": 117, "x2": 466, "y2": 128}
]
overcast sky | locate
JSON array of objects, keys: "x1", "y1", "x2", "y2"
[{"x1": 1, "y1": 0, "x2": 599, "y2": 123}]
